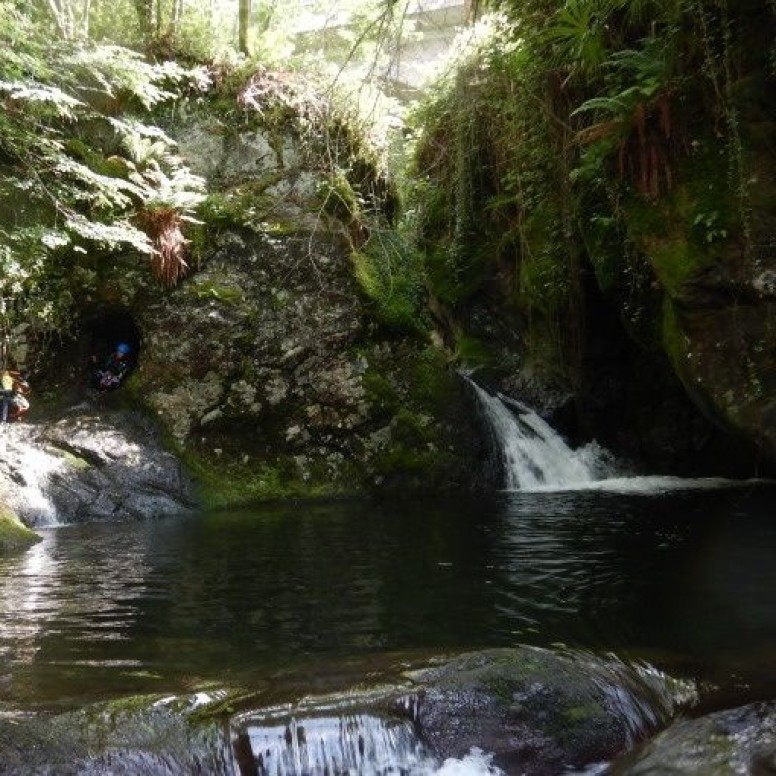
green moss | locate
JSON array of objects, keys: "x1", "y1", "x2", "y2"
[
  {"x1": 351, "y1": 233, "x2": 427, "y2": 333},
  {"x1": 454, "y1": 335, "x2": 496, "y2": 369},
  {"x1": 361, "y1": 369, "x2": 400, "y2": 413},
  {"x1": 0, "y1": 501, "x2": 41, "y2": 552},
  {"x1": 518, "y1": 248, "x2": 570, "y2": 318},
  {"x1": 187, "y1": 278, "x2": 245, "y2": 305},
  {"x1": 61, "y1": 451, "x2": 92, "y2": 470},
  {"x1": 371, "y1": 443, "x2": 451, "y2": 479},
  {"x1": 660, "y1": 299, "x2": 686, "y2": 371},
  {"x1": 317, "y1": 171, "x2": 358, "y2": 221},
  {"x1": 197, "y1": 177, "x2": 287, "y2": 232},
  {"x1": 647, "y1": 233, "x2": 707, "y2": 298},
  {"x1": 409, "y1": 346, "x2": 456, "y2": 409},
  {"x1": 563, "y1": 704, "x2": 599, "y2": 723},
  {"x1": 181, "y1": 450, "x2": 339, "y2": 510}
]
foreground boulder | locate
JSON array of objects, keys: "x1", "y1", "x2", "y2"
[
  {"x1": 0, "y1": 694, "x2": 231, "y2": 776},
  {"x1": 611, "y1": 701, "x2": 776, "y2": 775},
  {"x1": 0, "y1": 646, "x2": 698, "y2": 775},
  {"x1": 406, "y1": 647, "x2": 695, "y2": 775}
]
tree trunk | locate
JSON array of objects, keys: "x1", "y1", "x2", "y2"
[
  {"x1": 133, "y1": 0, "x2": 153, "y2": 39},
  {"x1": 238, "y1": 0, "x2": 251, "y2": 55},
  {"x1": 172, "y1": 0, "x2": 183, "y2": 34},
  {"x1": 82, "y1": 0, "x2": 91, "y2": 38},
  {"x1": 45, "y1": 0, "x2": 71, "y2": 38}
]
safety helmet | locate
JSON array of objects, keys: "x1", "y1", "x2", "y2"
[{"x1": 116, "y1": 342, "x2": 131, "y2": 355}]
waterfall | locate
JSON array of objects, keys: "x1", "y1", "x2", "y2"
[
  {"x1": 465, "y1": 377, "x2": 599, "y2": 491},
  {"x1": 239, "y1": 713, "x2": 503, "y2": 775}
]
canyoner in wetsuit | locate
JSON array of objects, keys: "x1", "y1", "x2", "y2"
[
  {"x1": 92, "y1": 342, "x2": 132, "y2": 392},
  {"x1": 1, "y1": 328, "x2": 30, "y2": 423}
]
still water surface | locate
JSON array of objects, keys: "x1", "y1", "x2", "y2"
[{"x1": 1, "y1": 484, "x2": 775, "y2": 712}]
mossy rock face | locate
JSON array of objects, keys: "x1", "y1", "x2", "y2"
[
  {"x1": 631, "y1": 130, "x2": 776, "y2": 467},
  {"x1": 125, "y1": 223, "x2": 487, "y2": 506},
  {"x1": 0, "y1": 500, "x2": 41, "y2": 552},
  {"x1": 22, "y1": 71, "x2": 490, "y2": 507}
]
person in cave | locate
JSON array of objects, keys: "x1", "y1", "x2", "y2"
[{"x1": 92, "y1": 342, "x2": 133, "y2": 393}]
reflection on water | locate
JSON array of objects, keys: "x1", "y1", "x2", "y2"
[{"x1": 1, "y1": 486, "x2": 775, "y2": 711}]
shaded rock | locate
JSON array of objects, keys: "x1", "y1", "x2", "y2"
[
  {"x1": 0, "y1": 647, "x2": 701, "y2": 775},
  {"x1": 611, "y1": 701, "x2": 776, "y2": 775},
  {"x1": 405, "y1": 647, "x2": 696, "y2": 775},
  {"x1": 0, "y1": 693, "x2": 232, "y2": 776}
]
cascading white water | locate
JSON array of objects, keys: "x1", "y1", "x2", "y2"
[
  {"x1": 242, "y1": 713, "x2": 503, "y2": 775},
  {"x1": 0, "y1": 426, "x2": 63, "y2": 526},
  {"x1": 464, "y1": 377, "x2": 767, "y2": 494},
  {"x1": 465, "y1": 378, "x2": 598, "y2": 491}
]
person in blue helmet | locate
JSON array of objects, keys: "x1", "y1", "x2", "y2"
[{"x1": 92, "y1": 342, "x2": 132, "y2": 392}]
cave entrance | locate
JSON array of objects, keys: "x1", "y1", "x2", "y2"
[
  {"x1": 84, "y1": 310, "x2": 141, "y2": 378},
  {"x1": 65, "y1": 309, "x2": 142, "y2": 399}
]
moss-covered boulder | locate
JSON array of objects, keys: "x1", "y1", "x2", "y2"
[
  {"x1": 0, "y1": 498, "x2": 40, "y2": 552},
  {"x1": 0, "y1": 693, "x2": 232, "y2": 775},
  {"x1": 610, "y1": 701, "x2": 776, "y2": 775},
  {"x1": 407, "y1": 648, "x2": 695, "y2": 775}
]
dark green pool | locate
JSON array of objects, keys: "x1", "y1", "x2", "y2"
[{"x1": 1, "y1": 483, "x2": 775, "y2": 712}]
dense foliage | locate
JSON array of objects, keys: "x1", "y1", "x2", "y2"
[
  {"x1": 0, "y1": 0, "x2": 407, "y2": 363},
  {"x1": 408, "y1": 0, "x2": 776, "y2": 381},
  {"x1": 0, "y1": 1, "x2": 212, "y2": 352}
]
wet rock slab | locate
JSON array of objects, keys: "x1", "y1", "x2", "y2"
[
  {"x1": 0, "y1": 647, "x2": 714, "y2": 775},
  {"x1": 406, "y1": 647, "x2": 694, "y2": 775},
  {"x1": 0, "y1": 411, "x2": 195, "y2": 526}
]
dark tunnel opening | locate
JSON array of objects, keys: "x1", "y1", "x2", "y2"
[
  {"x1": 84, "y1": 311, "x2": 141, "y2": 367},
  {"x1": 83, "y1": 310, "x2": 141, "y2": 391},
  {"x1": 30, "y1": 309, "x2": 142, "y2": 416}
]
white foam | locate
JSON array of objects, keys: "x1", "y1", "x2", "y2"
[
  {"x1": 512, "y1": 475, "x2": 768, "y2": 495},
  {"x1": 436, "y1": 748, "x2": 504, "y2": 775}
]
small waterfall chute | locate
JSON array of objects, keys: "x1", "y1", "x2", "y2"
[
  {"x1": 464, "y1": 377, "x2": 599, "y2": 491},
  {"x1": 240, "y1": 712, "x2": 503, "y2": 775}
]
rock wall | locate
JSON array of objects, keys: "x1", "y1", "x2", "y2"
[{"x1": 28, "y1": 75, "x2": 491, "y2": 507}]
